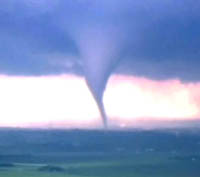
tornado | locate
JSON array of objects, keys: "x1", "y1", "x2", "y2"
[
  {"x1": 71, "y1": 25, "x2": 123, "y2": 128},
  {"x1": 85, "y1": 78, "x2": 108, "y2": 128},
  {"x1": 83, "y1": 46, "x2": 113, "y2": 128}
]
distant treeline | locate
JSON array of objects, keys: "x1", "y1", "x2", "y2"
[{"x1": 0, "y1": 128, "x2": 199, "y2": 156}]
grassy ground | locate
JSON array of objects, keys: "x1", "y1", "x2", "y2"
[
  {"x1": 0, "y1": 152, "x2": 200, "y2": 177},
  {"x1": 0, "y1": 128, "x2": 200, "y2": 177}
]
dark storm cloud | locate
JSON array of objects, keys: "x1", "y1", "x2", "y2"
[
  {"x1": 0, "y1": 0, "x2": 200, "y2": 81},
  {"x1": 0, "y1": 0, "x2": 78, "y2": 75},
  {"x1": 1, "y1": 0, "x2": 200, "y2": 128}
]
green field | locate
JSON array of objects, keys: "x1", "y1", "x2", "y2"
[
  {"x1": 0, "y1": 128, "x2": 199, "y2": 177},
  {"x1": 1, "y1": 153, "x2": 200, "y2": 177}
]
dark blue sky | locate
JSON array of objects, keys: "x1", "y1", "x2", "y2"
[{"x1": 0, "y1": 0, "x2": 200, "y2": 81}]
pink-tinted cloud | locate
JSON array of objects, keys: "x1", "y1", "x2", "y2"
[
  {"x1": 0, "y1": 74, "x2": 199, "y2": 129},
  {"x1": 105, "y1": 75, "x2": 200, "y2": 128},
  {"x1": 0, "y1": 75, "x2": 100, "y2": 128}
]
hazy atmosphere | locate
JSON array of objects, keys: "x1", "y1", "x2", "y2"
[{"x1": 1, "y1": 2, "x2": 200, "y2": 177}]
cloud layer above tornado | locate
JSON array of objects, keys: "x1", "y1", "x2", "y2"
[{"x1": 0, "y1": 0, "x2": 200, "y2": 80}]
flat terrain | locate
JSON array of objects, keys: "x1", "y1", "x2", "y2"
[{"x1": 0, "y1": 128, "x2": 200, "y2": 177}]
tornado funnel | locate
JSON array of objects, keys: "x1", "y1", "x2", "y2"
[
  {"x1": 83, "y1": 54, "x2": 111, "y2": 128},
  {"x1": 72, "y1": 26, "x2": 122, "y2": 128},
  {"x1": 86, "y1": 79, "x2": 108, "y2": 128}
]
